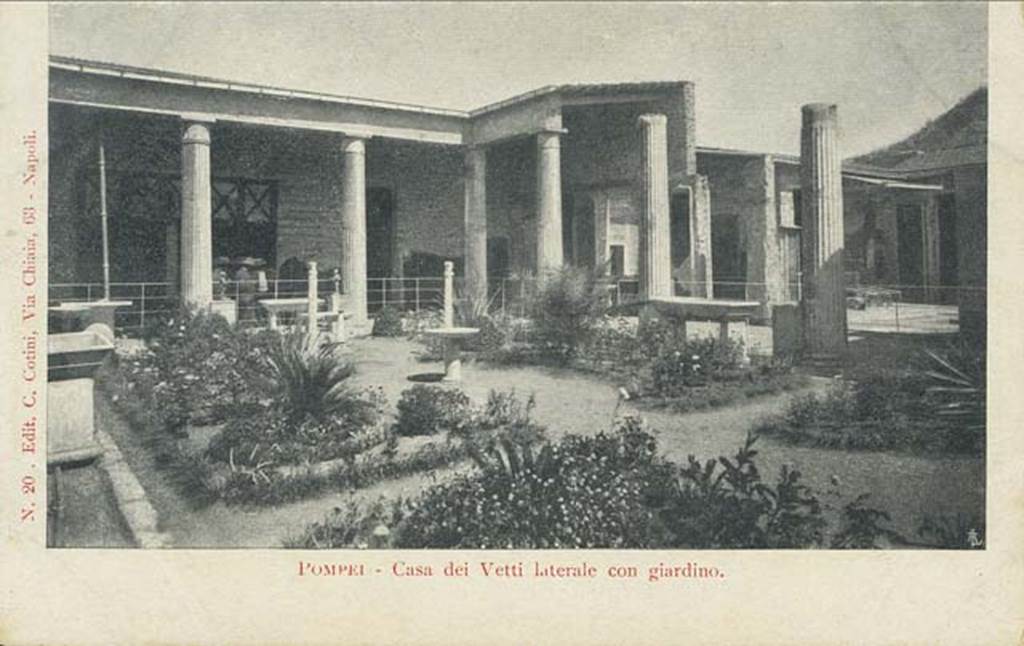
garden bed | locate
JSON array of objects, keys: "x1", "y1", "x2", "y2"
[
  {"x1": 753, "y1": 347, "x2": 985, "y2": 456},
  {"x1": 100, "y1": 307, "x2": 552, "y2": 507}
]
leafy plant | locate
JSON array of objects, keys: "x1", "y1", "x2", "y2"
[
  {"x1": 656, "y1": 433, "x2": 826, "y2": 549},
  {"x1": 755, "y1": 355, "x2": 983, "y2": 456},
  {"x1": 283, "y1": 500, "x2": 395, "y2": 549},
  {"x1": 392, "y1": 418, "x2": 671, "y2": 548},
  {"x1": 923, "y1": 347, "x2": 985, "y2": 443},
  {"x1": 650, "y1": 336, "x2": 745, "y2": 393},
  {"x1": 529, "y1": 266, "x2": 605, "y2": 362},
  {"x1": 123, "y1": 307, "x2": 280, "y2": 431},
  {"x1": 371, "y1": 306, "x2": 405, "y2": 337},
  {"x1": 394, "y1": 385, "x2": 472, "y2": 436},
  {"x1": 267, "y1": 332, "x2": 357, "y2": 423},
  {"x1": 830, "y1": 494, "x2": 901, "y2": 549}
]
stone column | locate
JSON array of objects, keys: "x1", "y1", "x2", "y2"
[
  {"x1": 800, "y1": 103, "x2": 846, "y2": 359},
  {"x1": 689, "y1": 176, "x2": 713, "y2": 298},
  {"x1": 464, "y1": 146, "x2": 488, "y2": 305},
  {"x1": 638, "y1": 114, "x2": 672, "y2": 299},
  {"x1": 593, "y1": 191, "x2": 609, "y2": 273},
  {"x1": 180, "y1": 121, "x2": 213, "y2": 309},
  {"x1": 747, "y1": 155, "x2": 784, "y2": 319},
  {"x1": 340, "y1": 136, "x2": 368, "y2": 327},
  {"x1": 536, "y1": 130, "x2": 563, "y2": 275}
]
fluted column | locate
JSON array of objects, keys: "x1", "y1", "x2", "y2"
[
  {"x1": 340, "y1": 136, "x2": 368, "y2": 327},
  {"x1": 800, "y1": 103, "x2": 846, "y2": 358},
  {"x1": 180, "y1": 121, "x2": 213, "y2": 309},
  {"x1": 464, "y1": 146, "x2": 488, "y2": 305},
  {"x1": 536, "y1": 130, "x2": 563, "y2": 275},
  {"x1": 638, "y1": 114, "x2": 672, "y2": 299}
]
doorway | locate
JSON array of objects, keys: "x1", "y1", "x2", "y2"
[
  {"x1": 897, "y1": 204, "x2": 925, "y2": 302},
  {"x1": 670, "y1": 189, "x2": 692, "y2": 295},
  {"x1": 366, "y1": 188, "x2": 394, "y2": 278}
]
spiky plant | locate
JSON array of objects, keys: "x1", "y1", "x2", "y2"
[
  {"x1": 923, "y1": 347, "x2": 985, "y2": 433},
  {"x1": 267, "y1": 332, "x2": 356, "y2": 423}
]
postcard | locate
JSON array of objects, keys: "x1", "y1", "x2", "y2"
[{"x1": 1, "y1": 2, "x2": 1021, "y2": 644}]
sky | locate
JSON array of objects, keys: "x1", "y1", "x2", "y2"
[{"x1": 49, "y1": 2, "x2": 987, "y2": 157}]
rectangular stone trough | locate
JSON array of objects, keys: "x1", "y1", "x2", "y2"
[{"x1": 47, "y1": 329, "x2": 114, "y2": 466}]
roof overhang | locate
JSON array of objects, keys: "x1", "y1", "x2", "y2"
[{"x1": 843, "y1": 174, "x2": 944, "y2": 191}]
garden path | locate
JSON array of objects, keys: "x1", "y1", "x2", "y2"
[{"x1": 98, "y1": 337, "x2": 984, "y2": 548}]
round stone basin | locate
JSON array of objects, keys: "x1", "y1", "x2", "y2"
[{"x1": 421, "y1": 327, "x2": 479, "y2": 383}]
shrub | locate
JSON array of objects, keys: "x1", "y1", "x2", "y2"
[
  {"x1": 830, "y1": 494, "x2": 901, "y2": 549},
  {"x1": 469, "y1": 314, "x2": 517, "y2": 355},
  {"x1": 371, "y1": 306, "x2": 404, "y2": 337},
  {"x1": 650, "y1": 336, "x2": 745, "y2": 393},
  {"x1": 291, "y1": 418, "x2": 896, "y2": 550},
  {"x1": 655, "y1": 434, "x2": 826, "y2": 549},
  {"x1": 529, "y1": 266, "x2": 605, "y2": 361},
  {"x1": 283, "y1": 500, "x2": 396, "y2": 549},
  {"x1": 125, "y1": 307, "x2": 280, "y2": 431},
  {"x1": 206, "y1": 388, "x2": 387, "y2": 467},
  {"x1": 754, "y1": 362, "x2": 980, "y2": 455},
  {"x1": 394, "y1": 385, "x2": 472, "y2": 437},
  {"x1": 392, "y1": 417, "x2": 671, "y2": 548},
  {"x1": 266, "y1": 332, "x2": 357, "y2": 423}
]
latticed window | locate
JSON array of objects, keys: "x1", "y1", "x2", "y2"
[
  {"x1": 210, "y1": 178, "x2": 278, "y2": 265},
  {"x1": 213, "y1": 179, "x2": 276, "y2": 225}
]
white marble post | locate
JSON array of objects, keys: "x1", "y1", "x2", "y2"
[
  {"x1": 536, "y1": 130, "x2": 563, "y2": 276},
  {"x1": 800, "y1": 103, "x2": 847, "y2": 359},
  {"x1": 638, "y1": 114, "x2": 672, "y2": 299},
  {"x1": 464, "y1": 146, "x2": 488, "y2": 305},
  {"x1": 443, "y1": 260, "x2": 455, "y2": 328},
  {"x1": 306, "y1": 260, "x2": 318, "y2": 338},
  {"x1": 340, "y1": 136, "x2": 368, "y2": 327},
  {"x1": 180, "y1": 121, "x2": 213, "y2": 309}
]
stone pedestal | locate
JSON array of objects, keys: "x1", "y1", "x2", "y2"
[
  {"x1": 47, "y1": 325, "x2": 114, "y2": 466},
  {"x1": 306, "y1": 261, "x2": 319, "y2": 337},
  {"x1": 341, "y1": 137, "x2": 368, "y2": 327},
  {"x1": 180, "y1": 121, "x2": 213, "y2": 309},
  {"x1": 800, "y1": 103, "x2": 847, "y2": 360},
  {"x1": 536, "y1": 131, "x2": 563, "y2": 275},
  {"x1": 464, "y1": 146, "x2": 488, "y2": 306},
  {"x1": 639, "y1": 114, "x2": 672, "y2": 299},
  {"x1": 443, "y1": 261, "x2": 455, "y2": 328}
]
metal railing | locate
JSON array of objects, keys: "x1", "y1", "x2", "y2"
[{"x1": 49, "y1": 276, "x2": 979, "y2": 336}]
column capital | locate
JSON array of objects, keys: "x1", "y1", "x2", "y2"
[
  {"x1": 638, "y1": 113, "x2": 668, "y2": 128},
  {"x1": 181, "y1": 121, "x2": 211, "y2": 146},
  {"x1": 801, "y1": 103, "x2": 839, "y2": 124},
  {"x1": 536, "y1": 127, "x2": 567, "y2": 143},
  {"x1": 340, "y1": 136, "x2": 367, "y2": 155}
]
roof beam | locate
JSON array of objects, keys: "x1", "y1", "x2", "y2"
[{"x1": 50, "y1": 67, "x2": 467, "y2": 145}]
